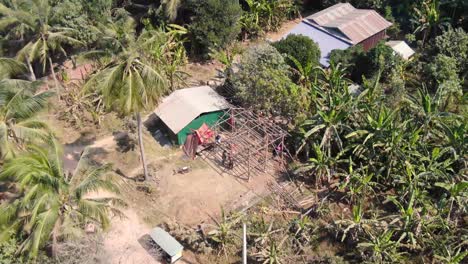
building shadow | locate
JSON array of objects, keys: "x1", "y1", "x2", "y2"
[{"x1": 137, "y1": 234, "x2": 164, "y2": 263}]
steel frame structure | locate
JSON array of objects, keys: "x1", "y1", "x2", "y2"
[{"x1": 200, "y1": 107, "x2": 289, "y2": 181}]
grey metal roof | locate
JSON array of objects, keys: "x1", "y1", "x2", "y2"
[
  {"x1": 306, "y1": 3, "x2": 392, "y2": 44},
  {"x1": 285, "y1": 21, "x2": 352, "y2": 67},
  {"x1": 150, "y1": 227, "x2": 183, "y2": 257},
  {"x1": 154, "y1": 86, "x2": 230, "y2": 134}
]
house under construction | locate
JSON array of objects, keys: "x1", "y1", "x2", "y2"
[{"x1": 185, "y1": 107, "x2": 290, "y2": 181}]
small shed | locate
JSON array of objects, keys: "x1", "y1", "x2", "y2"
[
  {"x1": 150, "y1": 227, "x2": 183, "y2": 263},
  {"x1": 386, "y1": 40, "x2": 415, "y2": 60},
  {"x1": 154, "y1": 86, "x2": 230, "y2": 145}
]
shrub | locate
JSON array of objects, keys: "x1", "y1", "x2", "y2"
[
  {"x1": 188, "y1": 0, "x2": 242, "y2": 58},
  {"x1": 229, "y1": 44, "x2": 309, "y2": 122},
  {"x1": 330, "y1": 42, "x2": 400, "y2": 83},
  {"x1": 272, "y1": 34, "x2": 321, "y2": 69}
]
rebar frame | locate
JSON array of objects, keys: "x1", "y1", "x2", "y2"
[{"x1": 200, "y1": 107, "x2": 289, "y2": 181}]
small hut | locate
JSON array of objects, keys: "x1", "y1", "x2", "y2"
[
  {"x1": 386, "y1": 40, "x2": 415, "y2": 60},
  {"x1": 150, "y1": 227, "x2": 184, "y2": 263},
  {"x1": 153, "y1": 86, "x2": 230, "y2": 145}
]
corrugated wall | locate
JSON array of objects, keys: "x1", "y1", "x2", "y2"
[
  {"x1": 360, "y1": 30, "x2": 387, "y2": 51},
  {"x1": 176, "y1": 111, "x2": 226, "y2": 145}
]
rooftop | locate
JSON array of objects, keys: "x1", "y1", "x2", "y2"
[
  {"x1": 286, "y1": 21, "x2": 351, "y2": 67},
  {"x1": 305, "y1": 3, "x2": 392, "y2": 44},
  {"x1": 386, "y1": 40, "x2": 415, "y2": 60},
  {"x1": 154, "y1": 86, "x2": 230, "y2": 134},
  {"x1": 149, "y1": 227, "x2": 183, "y2": 257}
]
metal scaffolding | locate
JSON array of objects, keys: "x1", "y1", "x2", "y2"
[{"x1": 200, "y1": 107, "x2": 289, "y2": 181}]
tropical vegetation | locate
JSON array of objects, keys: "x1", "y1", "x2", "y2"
[{"x1": 0, "y1": 0, "x2": 466, "y2": 263}]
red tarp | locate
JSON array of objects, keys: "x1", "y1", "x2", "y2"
[{"x1": 195, "y1": 123, "x2": 214, "y2": 144}]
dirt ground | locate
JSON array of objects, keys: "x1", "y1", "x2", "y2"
[
  {"x1": 265, "y1": 17, "x2": 302, "y2": 41},
  {"x1": 56, "y1": 121, "x2": 276, "y2": 263},
  {"x1": 41, "y1": 17, "x2": 303, "y2": 263}
]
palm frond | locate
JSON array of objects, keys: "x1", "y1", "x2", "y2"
[{"x1": 0, "y1": 58, "x2": 27, "y2": 79}]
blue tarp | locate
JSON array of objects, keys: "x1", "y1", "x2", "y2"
[{"x1": 285, "y1": 22, "x2": 352, "y2": 67}]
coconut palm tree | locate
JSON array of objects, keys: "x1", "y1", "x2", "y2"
[
  {"x1": 0, "y1": 0, "x2": 82, "y2": 88},
  {"x1": 0, "y1": 79, "x2": 54, "y2": 160},
  {"x1": 84, "y1": 13, "x2": 169, "y2": 181},
  {"x1": 0, "y1": 57, "x2": 27, "y2": 79},
  {"x1": 0, "y1": 142, "x2": 124, "y2": 259}
]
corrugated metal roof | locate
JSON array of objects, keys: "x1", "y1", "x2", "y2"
[
  {"x1": 150, "y1": 227, "x2": 183, "y2": 257},
  {"x1": 306, "y1": 3, "x2": 392, "y2": 44},
  {"x1": 154, "y1": 86, "x2": 230, "y2": 134},
  {"x1": 386, "y1": 40, "x2": 415, "y2": 60},
  {"x1": 286, "y1": 21, "x2": 351, "y2": 67}
]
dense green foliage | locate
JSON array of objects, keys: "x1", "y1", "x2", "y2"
[
  {"x1": 240, "y1": 0, "x2": 299, "y2": 38},
  {"x1": 330, "y1": 42, "x2": 400, "y2": 83},
  {"x1": 188, "y1": 0, "x2": 242, "y2": 57},
  {"x1": 272, "y1": 34, "x2": 321, "y2": 70},
  {"x1": 0, "y1": 0, "x2": 467, "y2": 262},
  {"x1": 0, "y1": 143, "x2": 123, "y2": 259},
  {"x1": 229, "y1": 44, "x2": 309, "y2": 123},
  {"x1": 0, "y1": 79, "x2": 54, "y2": 159}
]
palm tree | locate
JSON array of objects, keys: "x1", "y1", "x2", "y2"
[
  {"x1": 0, "y1": 79, "x2": 54, "y2": 160},
  {"x1": 84, "y1": 13, "x2": 169, "y2": 181},
  {"x1": 0, "y1": 57, "x2": 27, "y2": 79},
  {"x1": 0, "y1": 0, "x2": 82, "y2": 89},
  {"x1": 0, "y1": 142, "x2": 124, "y2": 259}
]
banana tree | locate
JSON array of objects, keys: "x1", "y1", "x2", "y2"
[
  {"x1": 435, "y1": 181, "x2": 468, "y2": 221},
  {"x1": 295, "y1": 144, "x2": 346, "y2": 188},
  {"x1": 207, "y1": 208, "x2": 242, "y2": 257},
  {"x1": 412, "y1": 0, "x2": 449, "y2": 46},
  {"x1": 334, "y1": 202, "x2": 379, "y2": 243},
  {"x1": 358, "y1": 230, "x2": 406, "y2": 263},
  {"x1": 386, "y1": 192, "x2": 422, "y2": 250}
]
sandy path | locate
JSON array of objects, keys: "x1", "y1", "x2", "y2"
[{"x1": 100, "y1": 209, "x2": 159, "y2": 264}]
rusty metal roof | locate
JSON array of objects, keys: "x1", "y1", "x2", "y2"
[{"x1": 306, "y1": 3, "x2": 392, "y2": 44}]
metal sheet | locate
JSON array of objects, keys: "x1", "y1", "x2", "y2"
[
  {"x1": 306, "y1": 3, "x2": 392, "y2": 44},
  {"x1": 285, "y1": 22, "x2": 352, "y2": 67}
]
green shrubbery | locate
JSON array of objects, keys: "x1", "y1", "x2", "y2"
[
  {"x1": 330, "y1": 42, "x2": 399, "y2": 83},
  {"x1": 188, "y1": 0, "x2": 242, "y2": 58},
  {"x1": 272, "y1": 34, "x2": 321, "y2": 69},
  {"x1": 229, "y1": 44, "x2": 309, "y2": 122}
]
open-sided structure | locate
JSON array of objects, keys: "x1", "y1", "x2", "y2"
[
  {"x1": 150, "y1": 227, "x2": 183, "y2": 263},
  {"x1": 153, "y1": 86, "x2": 230, "y2": 145},
  {"x1": 199, "y1": 108, "x2": 290, "y2": 181}
]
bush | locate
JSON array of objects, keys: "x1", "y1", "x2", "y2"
[
  {"x1": 188, "y1": 0, "x2": 242, "y2": 58},
  {"x1": 330, "y1": 42, "x2": 399, "y2": 83},
  {"x1": 272, "y1": 34, "x2": 321, "y2": 69},
  {"x1": 434, "y1": 27, "x2": 468, "y2": 78},
  {"x1": 229, "y1": 44, "x2": 309, "y2": 122}
]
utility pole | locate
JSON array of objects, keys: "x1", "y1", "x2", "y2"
[{"x1": 243, "y1": 223, "x2": 247, "y2": 264}]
